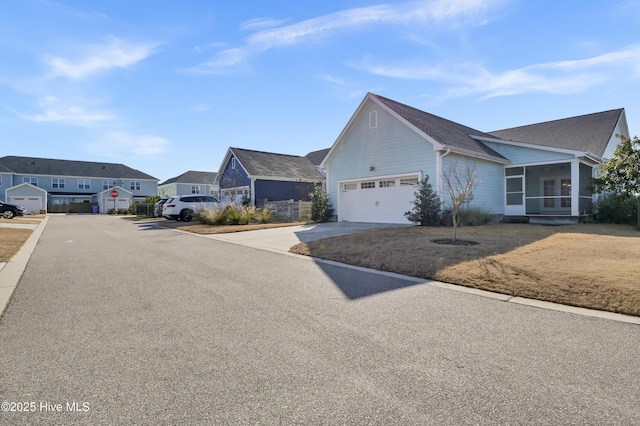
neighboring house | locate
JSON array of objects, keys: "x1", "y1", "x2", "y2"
[
  {"x1": 321, "y1": 93, "x2": 629, "y2": 224},
  {"x1": 0, "y1": 156, "x2": 158, "y2": 214},
  {"x1": 214, "y1": 147, "x2": 325, "y2": 205},
  {"x1": 305, "y1": 148, "x2": 331, "y2": 176},
  {"x1": 158, "y1": 170, "x2": 218, "y2": 198}
]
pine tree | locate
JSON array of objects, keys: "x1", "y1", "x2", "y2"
[{"x1": 404, "y1": 175, "x2": 442, "y2": 226}]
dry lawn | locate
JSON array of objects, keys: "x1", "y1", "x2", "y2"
[
  {"x1": 157, "y1": 220, "x2": 309, "y2": 235},
  {"x1": 0, "y1": 228, "x2": 32, "y2": 262},
  {"x1": 290, "y1": 223, "x2": 640, "y2": 316}
]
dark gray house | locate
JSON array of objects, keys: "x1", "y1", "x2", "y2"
[{"x1": 214, "y1": 147, "x2": 325, "y2": 205}]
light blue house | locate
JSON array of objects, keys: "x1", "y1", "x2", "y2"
[
  {"x1": 158, "y1": 170, "x2": 218, "y2": 199},
  {"x1": 0, "y1": 156, "x2": 158, "y2": 213},
  {"x1": 321, "y1": 93, "x2": 629, "y2": 224}
]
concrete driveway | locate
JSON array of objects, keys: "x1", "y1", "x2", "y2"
[{"x1": 201, "y1": 221, "x2": 406, "y2": 253}]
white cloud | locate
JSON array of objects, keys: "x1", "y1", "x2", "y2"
[
  {"x1": 87, "y1": 131, "x2": 170, "y2": 157},
  {"x1": 191, "y1": 103, "x2": 211, "y2": 111},
  {"x1": 18, "y1": 106, "x2": 114, "y2": 126},
  {"x1": 356, "y1": 45, "x2": 640, "y2": 99},
  {"x1": 186, "y1": 0, "x2": 501, "y2": 74},
  {"x1": 44, "y1": 36, "x2": 158, "y2": 80},
  {"x1": 240, "y1": 17, "x2": 288, "y2": 31}
]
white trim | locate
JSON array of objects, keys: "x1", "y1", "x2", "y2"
[
  {"x1": 250, "y1": 175, "x2": 324, "y2": 183},
  {"x1": 472, "y1": 135, "x2": 604, "y2": 162}
]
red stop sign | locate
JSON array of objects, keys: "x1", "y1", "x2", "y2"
[{"x1": 110, "y1": 190, "x2": 119, "y2": 198}]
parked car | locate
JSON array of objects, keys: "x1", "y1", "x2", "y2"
[
  {"x1": 162, "y1": 195, "x2": 226, "y2": 221},
  {"x1": 154, "y1": 198, "x2": 168, "y2": 217},
  {"x1": 0, "y1": 201, "x2": 26, "y2": 219}
]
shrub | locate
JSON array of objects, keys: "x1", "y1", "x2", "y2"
[
  {"x1": 199, "y1": 205, "x2": 272, "y2": 225},
  {"x1": 309, "y1": 184, "x2": 331, "y2": 223},
  {"x1": 107, "y1": 208, "x2": 116, "y2": 215},
  {"x1": 405, "y1": 175, "x2": 442, "y2": 226},
  {"x1": 458, "y1": 207, "x2": 492, "y2": 226},
  {"x1": 594, "y1": 193, "x2": 638, "y2": 224}
]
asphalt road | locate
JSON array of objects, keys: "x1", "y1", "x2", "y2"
[{"x1": 0, "y1": 215, "x2": 638, "y2": 425}]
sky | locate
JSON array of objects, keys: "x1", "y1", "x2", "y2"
[{"x1": 1, "y1": 0, "x2": 639, "y2": 183}]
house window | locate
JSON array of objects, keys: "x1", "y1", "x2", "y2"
[
  {"x1": 191, "y1": 186, "x2": 200, "y2": 194},
  {"x1": 370, "y1": 110, "x2": 377, "y2": 128},
  {"x1": 52, "y1": 178, "x2": 66, "y2": 189},
  {"x1": 102, "y1": 180, "x2": 112, "y2": 190},
  {"x1": 232, "y1": 158, "x2": 236, "y2": 169},
  {"x1": 78, "y1": 179, "x2": 91, "y2": 189},
  {"x1": 379, "y1": 180, "x2": 396, "y2": 188},
  {"x1": 343, "y1": 183, "x2": 357, "y2": 191},
  {"x1": 561, "y1": 179, "x2": 571, "y2": 208},
  {"x1": 400, "y1": 177, "x2": 419, "y2": 186},
  {"x1": 129, "y1": 181, "x2": 141, "y2": 191},
  {"x1": 0, "y1": 176, "x2": 2, "y2": 186},
  {"x1": 361, "y1": 181, "x2": 375, "y2": 189},
  {"x1": 23, "y1": 177, "x2": 38, "y2": 186}
]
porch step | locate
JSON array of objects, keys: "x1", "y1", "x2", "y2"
[
  {"x1": 500, "y1": 216, "x2": 530, "y2": 224},
  {"x1": 529, "y1": 216, "x2": 580, "y2": 225}
]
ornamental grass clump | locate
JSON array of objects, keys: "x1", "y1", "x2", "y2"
[{"x1": 199, "y1": 204, "x2": 271, "y2": 225}]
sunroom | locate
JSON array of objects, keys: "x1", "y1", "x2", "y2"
[{"x1": 504, "y1": 160, "x2": 596, "y2": 219}]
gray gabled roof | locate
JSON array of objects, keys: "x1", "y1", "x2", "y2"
[
  {"x1": 159, "y1": 170, "x2": 217, "y2": 186},
  {"x1": 488, "y1": 109, "x2": 624, "y2": 157},
  {"x1": 231, "y1": 148, "x2": 325, "y2": 181},
  {"x1": 0, "y1": 156, "x2": 158, "y2": 180},
  {"x1": 373, "y1": 94, "x2": 507, "y2": 161},
  {"x1": 305, "y1": 148, "x2": 330, "y2": 166}
]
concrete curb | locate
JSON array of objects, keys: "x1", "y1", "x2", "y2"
[{"x1": 0, "y1": 216, "x2": 49, "y2": 317}]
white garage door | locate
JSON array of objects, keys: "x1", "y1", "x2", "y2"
[
  {"x1": 10, "y1": 196, "x2": 42, "y2": 214},
  {"x1": 339, "y1": 175, "x2": 419, "y2": 224}
]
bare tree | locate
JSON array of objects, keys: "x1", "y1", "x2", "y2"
[{"x1": 442, "y1": 160, "x2": 481, "y2": 241}]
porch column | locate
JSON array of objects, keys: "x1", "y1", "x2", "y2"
[
  {"x1": 571, "y1": 160, "x2": 579, "y2": 216},
  {"x1": 250, "y1": 179, "x2": 256, "y2": 206}
]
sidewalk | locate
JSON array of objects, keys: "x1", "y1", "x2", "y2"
[{"x1": 0, "y1": 216, "x2": 49, "y2": 315}]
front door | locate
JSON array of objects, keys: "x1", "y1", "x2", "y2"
[{"x1": 505, "y1": 175, "x2": 524, "y2": 216}]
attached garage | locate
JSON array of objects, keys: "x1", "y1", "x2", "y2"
[
  {"x1": 338, "y1": 174, "x2": 419, "y2": 224},
  {"x1": 5, "y1": 183, "x2": 48, "y2": 214},
  {"x1": 10, "y1": 196, "x2": 43, "y2": 214},
  {"x1": 97, "y1": 186, "x2": 133, "y2": 213}
]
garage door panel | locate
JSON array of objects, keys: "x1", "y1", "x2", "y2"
[
  {"x1": 10, "y1": 196, "x2": 42, "y2": 214},
  {"x1": 339, "y1": 176, "x2": 417, "y2": 224}
]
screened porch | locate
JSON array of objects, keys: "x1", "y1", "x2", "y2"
[{"x1": 505, "y1": 162, "x2": 594, "y2": 217}]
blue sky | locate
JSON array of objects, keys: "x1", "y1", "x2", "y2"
[{"x1": 1, "y1": 0, "x2": 639, "y2": 183}]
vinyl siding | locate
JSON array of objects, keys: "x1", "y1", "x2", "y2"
[
  {"x1": 0, "y1": 173, "x2": 9, "y2": 202},
  {"x1": 6, "y1": 174, "x2": 156, "y2": 198},
  {"x1": 326, "y1": 98, "x2": 437, "y2": 210},
  {"x1": 219, "y1": 155, "x2": 251, "y2": 189},
  {"x1": 482, "y1": 142, "x2": 574, "y2": 164},
  {"x1": 441, "y1": 154, "x2": 504, "y2": 214},
  {"x1": 602, "y1": 119, "x2": 628, "y2": 160}
]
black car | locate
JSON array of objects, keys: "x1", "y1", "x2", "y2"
[
  {"x1": 154, "y1": 198, "x2": 169, "y2": 217},
  {"x1": 0, "y1": 201, "x2": 26, "y2": 219}
]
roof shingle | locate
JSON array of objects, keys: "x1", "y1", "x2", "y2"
[
  {"x1": 488, "y1": 109, "x2": 624, "y2": 157},
  {"x1": 0, "y1": 156, "x2": 157, "y2": 180},
  {"x1": 231, "y1": 148, "x2": 324, "y2": 181}
]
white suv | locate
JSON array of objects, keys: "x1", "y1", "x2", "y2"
[{"x1": 162, "y1": 195, "x2": 224, "y2": 221}]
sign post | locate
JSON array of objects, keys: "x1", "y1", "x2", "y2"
[{"x1": 111, "y1": 189, "x2": 119, "y2": 211}]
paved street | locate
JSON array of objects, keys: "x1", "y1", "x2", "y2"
[{"x1": 0, "y1": 215, "x2": 638, "y2": 425}]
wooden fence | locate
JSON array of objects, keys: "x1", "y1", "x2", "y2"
[{"x1": 257, "y1": 200, "x2": 311, "y2": 222}]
